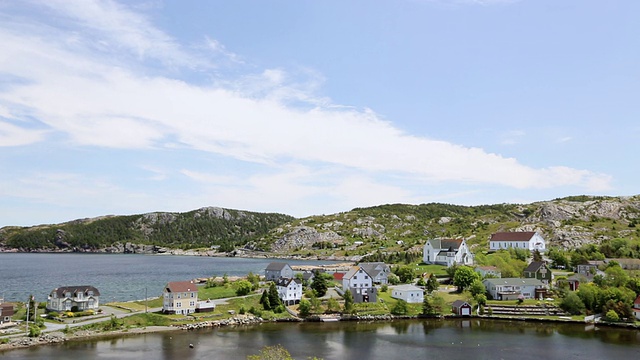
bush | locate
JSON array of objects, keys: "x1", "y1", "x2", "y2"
[
  {"x1": 28, "y1": 324, "x2": 41, "y2": 337},
  {"x1": 381, "y1": 284, "x2": 388, "y2": 293},
  {"x1": 47, "y1": 311, "x2": 59, "y2": 319},
  {"x1": 605, "y1": 309, "x2": 620, "y2": 322},
  {"x1": 239, "y1": 306, "x2": 246, "y2": 315}
]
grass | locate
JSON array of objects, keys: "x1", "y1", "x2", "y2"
[{"x1": 413, "y1": 264, "x2": 448, "y2": 277}]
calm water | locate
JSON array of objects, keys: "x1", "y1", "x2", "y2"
[
  {"x1": 0, "y1": 253, "x2": 341, "y2": 303},
  {"x1": 2, "y1": 319, "x2": 639, "y2": 359}
]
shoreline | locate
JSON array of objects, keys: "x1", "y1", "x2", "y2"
[{"x1": 2, "y1": 313, "x2": 638, "y2": 354}]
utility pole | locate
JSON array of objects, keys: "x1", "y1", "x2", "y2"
[{"x1": 25, "y1": 296, "x2": 30, "y2": 336}]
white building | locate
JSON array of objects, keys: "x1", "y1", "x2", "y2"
[
  {"x1": 391, "y1": 284, "x2": 424, "y2": 303},
  {"x1": 342, "y1": 266, "x2": 377, "y2": 303},
  {"x1": 489, "y1": 231, "x2": 546, "y2": 252},
  {"x1": 46, "y1": 285, "x2": 100, "y2": 312},
  {"x1": 276, "y1": 277, "x2": 303, "y2": 305},
  {"x1": 358, "y1": 262, "x2": 391, "y2": 284},
  {"x1": 423, "y1": 238, "x2": 474, "y2": 267},
  {"x1": 162, "y1": 281, "x2": 198, "y2": 315},
  {"x1": 483, "y1": 278, "x2": 547, "y2": 301}
]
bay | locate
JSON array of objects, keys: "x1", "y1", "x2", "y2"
[
  {"x1": 0, "y1": 253, "x2": 342, "y2": 303},
  {"x1": 2, "y1": 319, "x2": 640, "y2": 359}
]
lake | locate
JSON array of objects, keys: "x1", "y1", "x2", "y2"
[
  {"x1": 2, "y1": 319, "x2": 639, "y2": 359},
  {"x1": 0, "y1": 253, "x2": 344, "y2": 303}
]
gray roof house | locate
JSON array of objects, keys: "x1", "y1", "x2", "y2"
[
  {"x1": 265, "y1": 262, "x2": 294, "y2": 281},
  {"x1": 358, "y1": 262, "x2": 391, "y2": 284}
]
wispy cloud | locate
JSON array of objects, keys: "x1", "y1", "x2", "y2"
[{"x1": 0, "y1": 0, "x2": 612, "y2": 221}]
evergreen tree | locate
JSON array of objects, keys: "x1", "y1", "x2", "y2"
[
  {"x1": 260, "y1": 290, "x2": 271, "y2": 310},
  {"x1": 268, "y1": 283, "x2": 281, "y2": 308},
  {"x1": 343, "y1": 290, "x2": 354, "y2": 314},
  {"x1": 426, "y1": 274, "x2": 439, "y2": 294}
]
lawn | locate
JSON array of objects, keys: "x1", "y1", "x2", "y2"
[{"x1": 412, "y1": 264, "x2": 448, "y2": 277}]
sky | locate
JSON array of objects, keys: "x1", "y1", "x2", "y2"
[{"x1": 0, "y1": 0, "x2": 638, "y2": 227}]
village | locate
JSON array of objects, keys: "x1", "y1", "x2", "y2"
[{"x1": 1, "y1": 230, "x2": 640, "y2": 349}]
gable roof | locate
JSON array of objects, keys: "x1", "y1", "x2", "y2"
[
  {"x1": 265, "y1": 262, "x2": 291, "y2": 271},
  {"x1": 333, "y1": 272, "x2": 345, "y2": 281},
  {"x1": 359, "y1": 262, "x2": 389, "y2": 278},
  {"x1": 276, "y1": 278, "x2": 302, "y2": 287},
  {"x1": 343, "y1": 266, "x2": 371, "y2": 280},
  {"x1": 51, "y1": 285, "x2": 100, "y2": 297},
  {"x1": 634, "y1": 295, "x2": 640, "y2": 306},
  {"x1": 452, "y1": 300, "x2": 471, "y2": 308},
  {"x1": 490, "y1": 232, "x2": 536, "y2": 242},
  {"x1": 428, "y1": 238, "x2": 464, "y2": 251},
  {"x1": 524, "y1": 261, "x2": 547, "y2": 273},
  {"x1": 0, "y1": 303, "x2": 15, "y2": 316},
  {"x1": 165, "y1": 281, "x2": 198, "y2": 293}
]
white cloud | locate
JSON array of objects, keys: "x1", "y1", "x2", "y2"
[
  {"x1": 0, "y1": 0, "x2": 613, "y2": 213},
  {"x1": 0, "y1": 120, "x2": 46, "y2": 147}
]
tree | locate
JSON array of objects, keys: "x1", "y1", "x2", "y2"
[
  {"x1": 604, "y1": 309, "x2": 620, "y2": 322},
  {"x1": 268, "y1": 283, "x2": 281, "y2": 309},
  {"x1": 326, "y1": 298, "x2": 340, "y2": 313},
  {"x1": 605, "y1": 265, "x2": 629, "y2": 287},
  {"x1": 453, "y1": 266, "x2": 480, "y2": 292},
  {"x1": 246, "y1": 272, "x2": 260, "y2": 290},
  {"x1": 469, "y1": 279, "x2": 486, "y2": 297},
  {"x1": 387, "y1": 273, "x2": 400, "y2": 285},
  {"x1": 391, "y1": 299, "x2": 408, "y2": 315},
  {"x1": 311, "y1": 273, "x2": 331, "y2": 297},
  {"x1": 422, "y1": 296, "x2": 435, "y2": 316},
  {"x1": 394, "y1": 266, "x2": 416, "y2": 283},
  {"x1": 235, "y1": 280, "x2": 253, "y2": 296},
  {"x1": 298, "y1": 299, "x2": 311, "y2": 317},
  {"x1": 310, "y1": 294, "x2": 322, "y2": 313},
  {"x1": 343, "y1": 289, "x2": 354, "y2": 314},
  {"x1": 426, "y1": 274, "x2": 439, "y2": 294},
  {"x1": 260, "y1": 290, "x2": 271, "y2": 311},
  {"x1": 475, "y1": 293, "x2": 487, "y2": 307},
  {"x1": 532, "y1": 249, "x2": 543, "y2": 262},
  {"x1": 560, "y1": 291, "x2": 586, "y2": 315}
]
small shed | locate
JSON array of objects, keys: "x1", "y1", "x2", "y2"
[
  {"x1": 196, "y1": 299, "x2": 215, "y2": 313},
  {"x1": 452, "y1": 300, "x2": 472, "y2": 316}
]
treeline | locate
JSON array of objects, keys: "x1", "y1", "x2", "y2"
[
  {"x1": 359, "y1": 250, "x2": 422, "y2": 264},
  {"x1": 1, "y1": 209, "x2": 294, "y2": 251},
  {"x1": 548, "y1": 237, "x2": 640, "y2": 267}
]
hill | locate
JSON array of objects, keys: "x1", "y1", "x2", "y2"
[
  {"x1": 248, "y1": 195, "x2": 640, "y2": 259},
  {"x1": 0, "y1": 207, "x2": 294, "y2": 253},
  {"x1": 1, "y1": 196, "x2": 639, "y2": 258}
]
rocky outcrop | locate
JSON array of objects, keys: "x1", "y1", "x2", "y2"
[{"x1": 271, "y1": 226, "x2": 343, "y2": 252}]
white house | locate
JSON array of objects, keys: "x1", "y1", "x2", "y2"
[
  {"x1": 483, "y1": 278, "x2": 547, "y2": 301},
  {"x1": 342, "y1": 266, "x2": 377, "y2": 303},
  {"x1": 46, "y1": 285, "x2": 100, "y2": 312},
  {"x1": 423, "y1": 238, "x2": 474, "y2": 267},
  {"x1": 265, "y1": 262, "x2": 294, "y2": 282},
  {"x1": 489, "y1": 231, "x2": 546, "y2": 252},
  {"x1": 276, "y1": 277, "x2": 303, "y2": 305},
  {"x1": 633, "y1": 295, "x2": 640, "y2": 321},
  {"x1": 391, "y1": 284, "x2": 424, "y2": 304},
  {"x1": 358, "y1": 262, "x2": 391, "y2": 284}
]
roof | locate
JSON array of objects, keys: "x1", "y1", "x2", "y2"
[
  {"x1": 490, "y1": 232, "x2": 537, "y2": 242},
  {"x1": 265, "y1": 262, "x2": 291, "y2": 271},
  {"x1": 51, "y1": 285, "x2": 100, "y2": 297},
  {"x1": 359, "y1": 262, "x2": 389, "y2": 278},
  {"x1": 165, "y1": 281, "x2": 198, "y2": 293},
  {"x1": 276, "y1": 278, "x2": 301, "y2": 287},
  {"x1": 483, "y1": 278, "x2": 545, "y2": 287},
  {"x1": 393, "y1": 284, "x2": 423, "y2": 292},
  {"x1": 524, "y1": 261, "x2": 547, "y2": 273},
  {"x1": 343, "y1": 266, "x2": 371, "y2": 280},
  {"x1": 0, "y1": 303, "x2": 14, "y2": 316},
  {"x1": 452, "y1": 300, "x2": 471, "y2": 307},
  {"x1": 428, "y1": 238, "x2": 464, "y2": 251},
  {"x1": 635, "y1": 295, "x2": 640, "y2": 306},
  {"x1": 333, "y1": 272, "x2": 345, "y2": 281},
  {"x1": 475, "y1": 266, "x2": 499, "y2": 271}
]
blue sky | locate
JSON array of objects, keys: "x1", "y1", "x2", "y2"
[{"x1": 0, "y1": 0, "x2": 638, "y2": 227}]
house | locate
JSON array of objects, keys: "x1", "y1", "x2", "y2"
[
  {"x1": 162, "y1": 281, "x2": 198, "y2": 315},
  {"x1": 475, "y1": 266, "x2": 501, "y2": 278},
  {"x1": 276, "y1": 277, "x2": 303, "y2": 305},
  {"x1": 391, "y1": 284, "x2": 424, "y2": 304},
  {"x1": 489, "y1": 231, "x2": 546, "y2": 252},
  {"x1": 423, "y1": 238, "x2": 474, "y2": 267},
  {"x1": 301, "y1": 270, "x2": 315, "y2": 284},
  {"x1": 483, "y1": 278, "x2": 547, "y2": 301},
  {"x1": 264, "y1": 262, "x2": 294, "y2": 282},
  {"x1": 452, "y1": 300, "x2": 472, "y2": 316},
  {"x1": 342, "y1": 266, "x2": 377, "y2": 303},
  {"x1": 576, "y1": 261, "x2": 605, "y2": 276},
  {"x1": 565, "y1": 273, "x2": 592, "y2": 291},
  {"x1": 523, "y1": 261, "x2": 553, "y2": 285},
  {"x1": 633, "y1": 295, "x2": 640, "y2": 321},
  {"x1": 359, "y1": 262, "x2": 391, "y2": 284},
  {"x1": 0, "y1": 303, "x2": 14, "y2": 324},
  {"x1": 46, "y1": 285, "x2": 100, "y2": 312}
]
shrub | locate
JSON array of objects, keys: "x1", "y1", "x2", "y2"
[
  {"x1": 381, "y1": 284, "x2": 388, "y2": 293},
  {"x1": 28, "y1": 324, "x2": 41, "y2": 337},
  {"x1": 605, "y1": 309, "x2": 620, "y2": 322}
]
